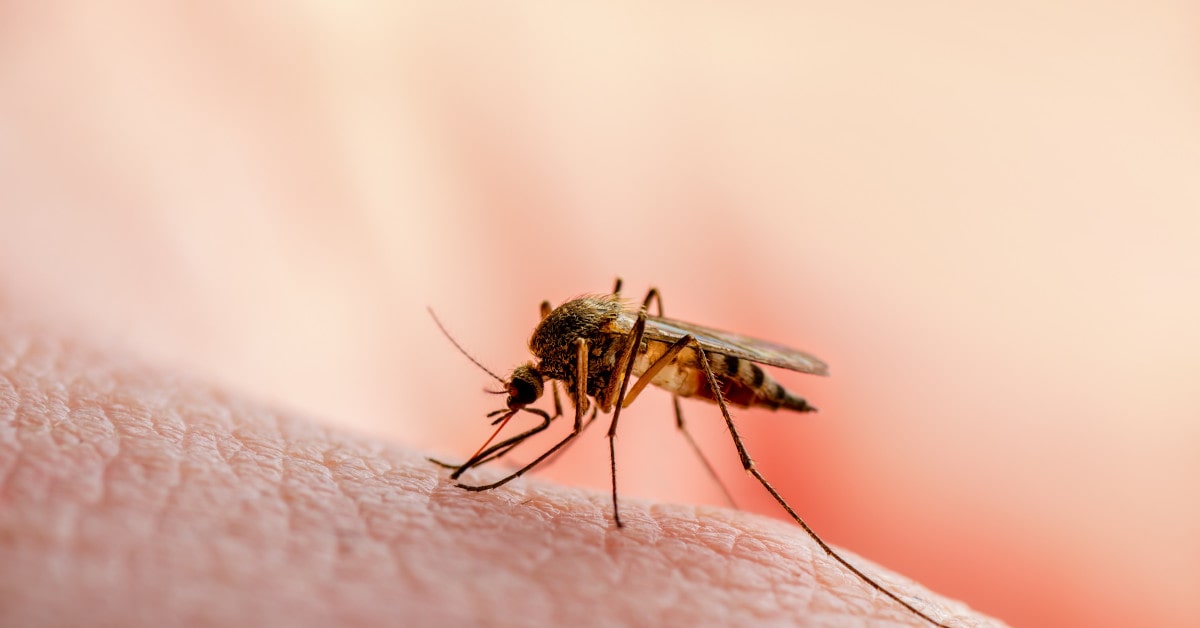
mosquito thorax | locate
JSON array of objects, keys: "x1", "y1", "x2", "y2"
[
  {"x1": 506, "y1": 363, "x2": 544, "y2": 408},
  {"x1": 529, "y1": 295, "x2": 624, "y2": 360}
]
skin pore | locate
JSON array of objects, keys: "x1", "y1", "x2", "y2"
[{"x1": 0, "y1": 325, "x2": 994, "y2": 627}]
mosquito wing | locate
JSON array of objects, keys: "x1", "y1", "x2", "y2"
[{"x1": 613, "y1": 310, "x2": 829, "y2": 376}]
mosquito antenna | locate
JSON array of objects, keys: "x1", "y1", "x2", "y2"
[{"x1": 427, "y1": 307, "x2": 505, "y2": 384}]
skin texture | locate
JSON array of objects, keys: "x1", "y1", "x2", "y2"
[{"x1": 0, "y1": 325, "x2": 999, "y2": 627}]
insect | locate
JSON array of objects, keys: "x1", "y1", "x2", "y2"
[{"x1": 431, "y1": 279, "x2": 948, "y2": 627}]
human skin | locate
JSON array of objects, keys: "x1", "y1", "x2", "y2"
[
  {"x1": 0, "y1": 326, "x2": 999, "y2": 627},
  {"x1": 4, "y1": 2, "x2": 1200, "y2": 623}
]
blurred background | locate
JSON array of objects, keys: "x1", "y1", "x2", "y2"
[{"x1": 2, "y1": 2, "x2": 1197, "y2": 626}]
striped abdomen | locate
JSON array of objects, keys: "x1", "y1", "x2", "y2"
[{"x1": 631, "y1": 339, "x2": 816, "y2": 413}]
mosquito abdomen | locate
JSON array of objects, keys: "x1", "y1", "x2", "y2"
[{"x1": 711, "y1": 353, "x2": 817, "y2": 413}]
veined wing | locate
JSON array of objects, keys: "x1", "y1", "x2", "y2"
[{"x1": 612, "y1": 310, "x2": 829, "y2": 376}]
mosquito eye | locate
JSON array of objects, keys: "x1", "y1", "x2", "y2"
[{"x1": 510, "y1": 378, "x2": 538, "y2": 405}]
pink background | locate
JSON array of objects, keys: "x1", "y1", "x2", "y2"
[{"x1": 2, "y1": 3, "x2": 1197, "y2": 626}]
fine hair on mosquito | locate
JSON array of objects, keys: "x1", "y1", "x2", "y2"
[{"x1": 430, "y1": 279, "x2": 950, "y2": 627}]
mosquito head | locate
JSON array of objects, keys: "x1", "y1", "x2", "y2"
[{"x1": 505, "y1": 363, "x2": 544, "y2": 409}]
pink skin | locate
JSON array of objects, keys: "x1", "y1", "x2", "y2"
[
  {"x1": 0, "y1": 327, "x2": 996, "y2": 627},
  {"x1": 4, "y1": 4, "x2": 1197, "y2": 627}
]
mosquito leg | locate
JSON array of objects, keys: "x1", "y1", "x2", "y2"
[
  {"x1": 693, "y1": 346, "x2": 948, "y2": 628},
  {"x1": 438, "y1": 408, "x2": 553, "y2": 478},
  {"x1": 432, "y1": 446, "x2": 539, "y2": 472},
  {"x1": 620, "y1": 334, "x2": 687, "y2": 407},
  {"x1": 450, "y1": 402, "x2": 565, "y2": 471},
  {"x1": 443, "y1": 409, "x2": 547, "y2": 473},
  {"x1": 633, "y1": 288, "x2": 739, "y2": 508},
  {"x1": 537, "y1": 402, "x2": 600, "y2": 470},
  {"x1": 494, "y1": 400, "x2": 598, "y2": 472},
  {"x1": 457, "y1": 339, "x2": 589, "y2": 492},
  {"x1": 640, "y1": 287, "x2": 737, "y2": 505},
  {"x1": 550, "y1": 380, "x2": 563, "y2": 419},
  {"x1": 639, "y1": 288, "x2": 735, "y2": 504},
  {"x1": 671, "y1": 395, "x2": 739, "y2": 508},
  {"x1": 455, "y1": 439, "x2": 529, "y2": 470},
  {"x1": 641, "y1": 286, "x2": 663, "y2": 313},
  {"x1": 452, "y1": 423, "x2": 544, "y2": 470},
  {"x1": 613, "y1": 325, "x2": 739, "y2": 508},
  {"x1": 603, "y1": 310, "x2": 649, "y2": 528},
  {"x1": 452, "y1": 414, "x2": 550, "y2": 475},
  {"x1": 454, "y1": 427, "x2": 580, "y2": 491}
]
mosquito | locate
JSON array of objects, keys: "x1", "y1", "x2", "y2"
[{"x1": 430, "y1": 279, "x2": 949, "y2": 627}]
